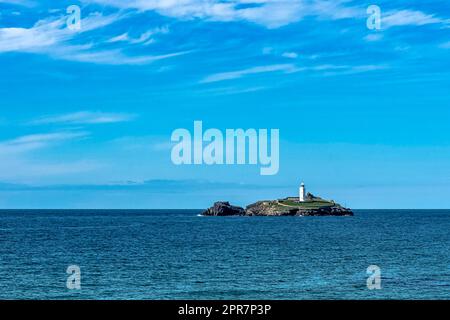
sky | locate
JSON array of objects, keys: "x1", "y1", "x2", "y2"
[{"x1": 0, "y1": 0, "x2": 449, "y2": 209}]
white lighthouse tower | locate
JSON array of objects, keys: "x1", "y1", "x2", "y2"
[{"x1": 299, "y1": 182, "x2": 306, "y2": 202}]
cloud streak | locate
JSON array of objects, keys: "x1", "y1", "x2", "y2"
[
  {"x1": 201, "y1": 64, "x2": 297, "y2": 83},
  {"x1": 382, "y1": 9, "x2": 450, "y2": 28},
  {"x1": 0, "y1": 12, "x2": 119, "y2": 53},
  {"x1": 0, "y1": 12, "x2": 185, "y2": 64},
  {"x1": 85, "y1": 0, "x2": 363, "y2": 28},
  {"x1": 0, "y1": 179, "x2": 285, "y2": 191},
  {"x1": 107, "y1": 25, "x2": 169, "y2": 45},
  {"x1": 201, "y1": 63, "x2": 388, "y2": 83},
  {"x1": 30, "y1": 111, "x2": 137, "y2": 125},
  {"x1": 0, "y1": 132, "x2": 89, "y2": 154},
  {"x1": 0, "y1": 131, "x2": 99, "y2": 182}
]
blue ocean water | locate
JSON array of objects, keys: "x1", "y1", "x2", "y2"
[{"x1": 0, "y1": 210, "x2": 449, "y2": 300}]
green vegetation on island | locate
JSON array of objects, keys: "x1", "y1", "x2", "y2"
[{"x1": 278, "y1": 198, "x2": 335, "y2": 209}]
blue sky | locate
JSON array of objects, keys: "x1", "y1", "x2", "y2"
[{"x1": 0, "y1": 0, "x2": 449, "y2": 208}]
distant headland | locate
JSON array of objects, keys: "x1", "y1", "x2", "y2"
[{"x1": 202, "y1": 182, "x2": 353, "y2": 217}]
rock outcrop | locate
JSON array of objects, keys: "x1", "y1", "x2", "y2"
[{"x1": 202, "y1": 201, "x2": 246, "y2": 216}]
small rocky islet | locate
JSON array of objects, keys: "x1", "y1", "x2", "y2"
[
  {"x1": 202, "y1": 199, "x2": 353, "y2": 216},
  {"x1": 202, "y1": 183, "x2": 353, "y2": 217}
]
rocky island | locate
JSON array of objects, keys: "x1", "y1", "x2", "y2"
[{"x1": 202, "y1": 182, "x2": 353, "y2": 217}]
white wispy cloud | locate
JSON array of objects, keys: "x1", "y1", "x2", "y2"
[
  {"x1": 209, "y1": 86, "x2": 267, "y2": 96},
  {"x1": 194, "y1": 85, "x2": 267, "y2": 96},
  {"x1": 83, "y1": 1, "x2": 450, "y2": 30},
  {"x1": 201, "y1": 63, "x2": 387, "y2": 83},
  {"x1": 0, "y1": 131, "x2": 99, "y2": 182},
  {"x1": 0, "y1": 12, "x2": 184, "y2": 64},
  {"x1": 321, "y1": 64, "x2": 389, "y2": 76},
  {"x1": 65, "y1": 49, "x2": 189, "y2": 65},
  {"x1": 107, "y1": 26, "x2": 169, "y2": 45},
  {"x1": 31, "y1": 111, "x2": 137, "y2": 125},
  {"x1": 0, "y1": 132, "x2": 89, "y2": 154},
  {"x1": 282, "y1": 52, "x2": 298, "y2": 59},
  {"x1": 0, "y1": 0, "x2": 34, "y2": 6},
  {"x1": 382, "y1": 9, "x2": 449, "y2": 28},
  {"x1": 107, "y1": 33, "x2": 130, "y2": 43},
  {"x1": 307, "y1": 0, "x2": 363, "y2": 20},
  {"x1": 201, "y1": 64, "x2": 297, "y2": 83},
  {"x1": 364, "y1": 33, "x2": 383, "y2": 42},
  {"x1": 0, "y1": 12, "x2": 119, "y2": 53},
  {"x1": 86, "y1": 0, "x2": 363, "y2": 28}
]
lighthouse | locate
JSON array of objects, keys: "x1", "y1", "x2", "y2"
[{"x1": 299, "y1": 182, "x2": 306, "y2": 202}]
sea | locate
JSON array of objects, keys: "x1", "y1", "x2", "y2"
[{"x1": 0, "y1": 209, "x2": 449, "y2": 300}]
